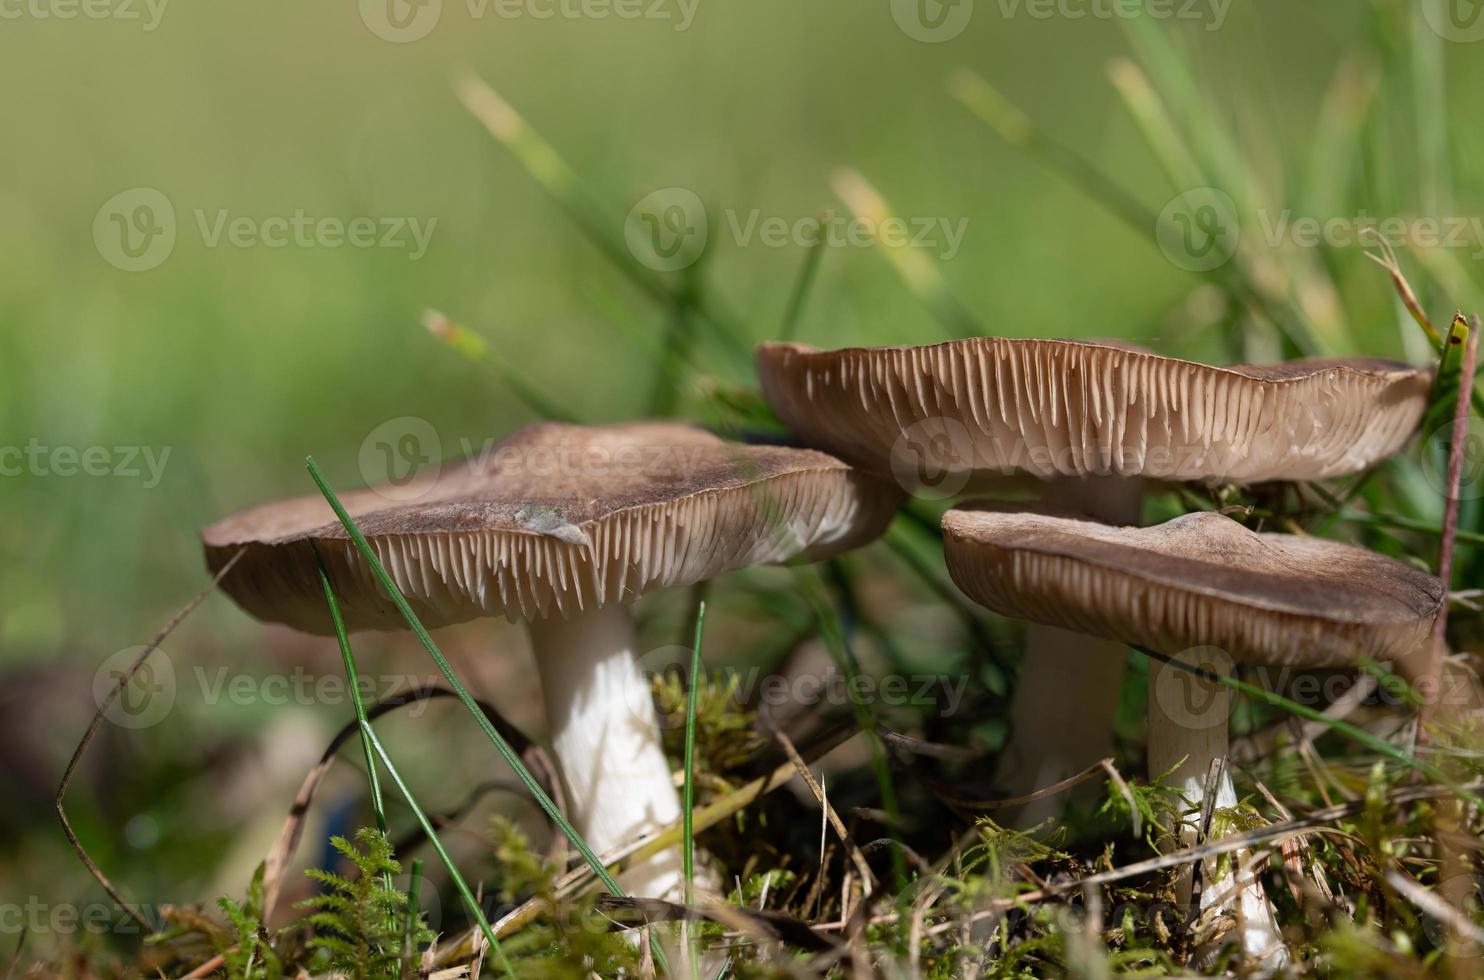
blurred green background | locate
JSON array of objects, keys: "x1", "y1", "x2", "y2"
[{"x1": 2, "y1": 0, "x2": 1481, "y2": 947}]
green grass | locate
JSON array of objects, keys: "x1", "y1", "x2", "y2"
[
  {"x1": 682, "y1": 600, "x2": 706, "y2": 975},
  {"x1": 303, "y1": 457, "x2": 629, "y2": 898},
  {"x1": 360, "y1": 725, "x2": 515, "y2": 978},
  {"x1": 1136, "y1": 646, "x2": 1484, "y2": 809},
  {"x1": 312, "y1": 545, "x2": 389, "y2": 840},
  {"x1": 313, "y1": 537, "x2": 513, "y2": 976},
  {"x1": 14, "y1": 3, "x2": 1484, "y2": 977}
]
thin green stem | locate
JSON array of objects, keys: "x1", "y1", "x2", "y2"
[
  {"x1": 649, "y1": 296, "x2": 693, "y2": 417},
  {"x1": 1337, "y1": 509, "x2": 1484, "y2": 548},
  {"x1": 796, "y1": 566, "x2": 908, "y2": 890},
  {"x1": 682, "y1": 600, "x2": 706, "y2": 904},
  {"x1": 313, "y1": 543, "x2": 396, "y2": 927},
  {"x1": 1134, "y1": 646, "x2": 1484, "y2": 809},
  {"x1": 422, "y1": 311, "x2": 580, "y2": 423},
  {"x1": 456, "y1": 74, "x2": 751, "y2": 364},
  {"x1": 312, "y1": 545, "x2": 389, "y2": 840},
  {"x1": 682, "y1": 600, "x2": 706, "y2": 977},
  {"x1": 404, "y1": 858, "x2": 423, "y2": 979},
  {"x1": 305, "y1": 457, "x2": 671, "y2": 971},
  {"x1": 306, "y1": 455, "x2": 616, "y2": 887},
  {"x1": 361, "y1": 723, "x2": 517, "y2": 979},
  {"x1": 779, "y1": 224, "x2": 826, "y2": 342}
]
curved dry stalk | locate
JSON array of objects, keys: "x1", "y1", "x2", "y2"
[
  {"x1": 54, "y1": 550, "x2": 245, "y2": 933},
  {"x1": 258, "y1": 685, "x2": 559, "y2": 921}
]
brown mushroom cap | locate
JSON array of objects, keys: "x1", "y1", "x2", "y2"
[
  {"x1": 204, "y1": 422, "x2": 902, "y2": 632},
  {"x1": 942, "y1": 503, "x2": 1444, "y2": 668},
  {"x1": 757, "y1": 338, "x2": 1431, "y2": 485}
]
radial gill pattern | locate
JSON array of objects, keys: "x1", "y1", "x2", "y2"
[
  {"x1": 942, "y1": 505, "x2": 1444, "y2": 668},
  {"x1": 757, "y1": 338, "x2": 1431, "y2": 484},
  {"x1": 203, "y1": 422, "x2": 902, "y2": 632}
]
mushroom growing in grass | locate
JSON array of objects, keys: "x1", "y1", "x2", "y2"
[
  {"x1": 942, "y1": 503, "x2": 1446, "y2": 963},
  {"x1": 757, "y1": 337, "x2": 1431, "y2": 816},
  {"x1": 202, "y1": 421, "x2": 901, "y2": 898}
]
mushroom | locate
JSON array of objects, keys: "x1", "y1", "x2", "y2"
[
  {"x1": 756, "y1": 337, "x2": 1431, "y2": 816},
  {"x1": 202, "y1": 421, "x2": 902, "y2": 897},
  {"x1": 941, "y1": 502, "x2": 1445, "y2": 962}
]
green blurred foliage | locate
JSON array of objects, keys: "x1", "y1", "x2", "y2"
[{"x1": 4, "y1": 0, "x2": 1484, "y2": 960}]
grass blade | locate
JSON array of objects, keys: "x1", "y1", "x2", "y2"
[
  {"x1": 404, "y1": 858, "x2": 423, "y2": 979},
  {"x1": 1423, "y1": 314, "x2": 1473, "y2": 435},
  {"x1": 1302, "y1": 54, "x2": 1380, "y2": 220},
  {"x1": 1335, "y1": 508, "x2": 1484, "y2": 548},
  {"x1": 681, "y1": 600, "x2": 706, "y2": 976},
  {"x1": 304, "y1": 458, "x2": 621, "y2": 891},
  {"x1": 1366, "y1": 239, "x2": 1446, "y2": 350},
  {"x1": 796, "y1": 565, "x2": 908, "y2": 889},
  {"x1": 312, "y1": 544, "x2": 389, "y2": 839},
  {"x1": 304, "y1": 458, "x2": 674, "y2": 971},
  {"x1": 682, "y1": 600, "x2": 706, "y2": 904},
  {"x1": 650, "y1": 297, "x2": 695, "y2": 417},
  {"x1": 422, "y1": 310, "x2": 581, "y2": 423},
  {"x1": 453, "y1": 73, "x2": 658, "y2": 301},
  {"x1": 361, "y1": 722, "x2": 518, "y2": 979},
  {"x1": 830, "y1": 168, "x2": 980, "y2": 338},
  {"x1": 314, "y1": 543, "x2": 511, "y2": 974},
  {"x1": 312, "y1": 543, "x2": 397, "y2": 917},
  {"x1": 1420, "y1": 316, "x2": 1479, "y2": 735},
  {"x1": 779, "y1": 217, "x2": 827, "y2": 342},
  {"x1": 948, "y1": 69, "x2": 1154, "y2": 235},
  {"x1": 1134, "y1": 647, "x2": 1484, "y2": 809},
  {"x1": 1105, "y1": 58, "x2": 1205, "y2": 191},
  {"x1": 455, "y1": 72, "x2": 751, "y2": 363}
]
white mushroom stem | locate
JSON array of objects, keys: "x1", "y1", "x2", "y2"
[
  {"x1": 528, "y1": 603, "x2": 685, "y2": 899},
  {"x1": 998, "y1": 626, "x2": 1130, "y2": 823},
  {"x1": 997, "y1": 477, "x2": 1141, "y2": 823},
  {"x1": 1147, "y1": 656, "x2": 1287, "y2": 967}
]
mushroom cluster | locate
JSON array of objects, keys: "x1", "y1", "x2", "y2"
[
  {"x1": 942, "y1": 502, "x2": 1444, "y2": 960},
  {"x1": 757, "y1": 338, "x2": 1432, "y2": 808},
  {"x1": 756, "y1": 336, "x2": 1442, "y2": 962},
  {"x1": 203, "y1": 334, "x2": 1440, "y2": 965}
]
